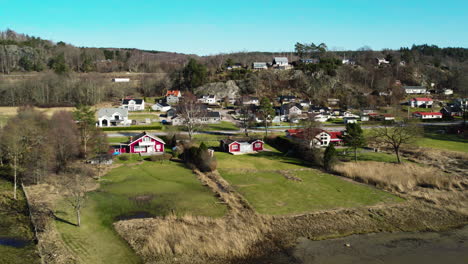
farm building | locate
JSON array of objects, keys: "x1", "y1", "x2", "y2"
[
  {"x1": 112, "y1": 132, "x2": 165, "y2": 155},
  {"x1": 219, "y1": 139, "x2": 264, "y2": 155}
]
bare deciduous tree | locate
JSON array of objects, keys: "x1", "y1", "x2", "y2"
[
  {"x1": 369, "y1": 121, "x2": 422, "y2": 163},
  {"x1": 64, "y1": 174, "x2": 87, "y2": 227},
  {"x1": 177, "y1": 93, "x2": 207, "y2": 140}
]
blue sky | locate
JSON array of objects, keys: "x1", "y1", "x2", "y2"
[{"x1": 1, "y1": 0, "x2": 467, "y2": 55}]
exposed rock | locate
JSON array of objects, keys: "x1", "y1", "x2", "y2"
[{"x1": 194, "y1": 80, "x2": 240, "y2": 98}]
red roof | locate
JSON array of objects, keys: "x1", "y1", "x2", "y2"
[
  {"x1": 414, "y1": 112, "x2": 442, "y2": 116},
  {"x1": 368, "y1": 113, "x2": 379, "y2": 116},
  {"x1": 166, "y1": 90, "x2": 181, "y2": 97},
  {"x1": 411, "y1": 97, "x2": 432, "y2": 101}
]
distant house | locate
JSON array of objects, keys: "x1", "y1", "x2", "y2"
[
  {"x1": 376, "y1": 58, "x2": 390, "y2": 65},
  {"x1": 273, "y1": 57, "x2": 292, "y2": 69},
  {"x1": 152, "y1": 103, "x2": 171, "y2": 112},
  {"x1": 226, "y1": 64, "x2": 242, "y2": 70},
  {"x1": 443, "y1": 89, "x2": 454, "y2": 95},
  {"x1": 342, "y1": 59, "x2": 356, "y2": 65},
  {"x1": 278, "y1": 95, "x2": 297, "y2": 104},
  {"x1": 410, "y1": 98, "x2": 433, "y2": 108},
  {"x1": 199, "y1": 95, "x2": 217, "y2": 105},
  {"x1": 97, "y1": 108, "x2": 130, "y2": 127},
  {"x1": 280, "y1": 103, "x2": 303, "y2": 116},
  {"x1": 360, "y1": 115, "x2": 370, "y2": 122},
  {"x1": 286, "y1": 128, "x2": 342, "y2": 148},
  {"x1": 441, "y1": 106, "x2": 463, "y2": 117},
  {"x1": 112, "y1": 78, "x2": 130, "y2": 83},
  {"x1": 413, "y1": 112, "x2": 442, "y2": 119},
  {"x1": 379, "y1": 114, "x2": 395, "y2": 121},
  {"x1": 112, "y1": 132, "x2": 165, "y2": 155},
  {"x1": 404, "y1": 86, "x2": 427, "y2": 94},
  {"x1": 166, "y1": 90, "x2": 182, "y2": 104},
  {"x1": 166, "y1": 108, "x2": 177, "y2": 118},
  {"x1": 171, "y1": 111, "x2": 221, "y2": 126},
  {"x1": 219, "y1": 139, "x2": 264, "y2": 155},
  {"x1": 327, "y1": 98, "x2": 340, "y2": 106},
  {"x1": 344, "y1": 117, "x2": 358, "y2": 124},
  {"x1": 299, "y1": 100, "x2": 311, "y2": 108},
  {"x1": 362, "y1": 109, "x2": 377, "y2": 115},
  {"x1": 121, "y1": 99, "x2": 145, "y2": 111},
  {"x1": 301, "y1": 58, "x2": 320, "y2": 64},
  {"x1": 309, "y1": 106, "x2": 330, "y2": 114},
  {"x1": 253, "y1": 62, "x2": 268, "y2": 70},
  {"x1": 242, "y1": 96, "x2": 260, "y2": 106}
]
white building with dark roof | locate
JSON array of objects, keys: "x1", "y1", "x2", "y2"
[{"x1": 97, "y1": 108, "x2": 130, "y2": 127}]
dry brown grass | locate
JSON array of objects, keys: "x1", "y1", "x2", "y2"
[
  {"x1": 334, "y1": 161, "x2": 460, "y2": 192},
  {"x1": 114, "y1": 213, "x2": 275, "y2": 263},
  {"x1": 0, "y1": 106, "x2": 76, "y2": 116}
]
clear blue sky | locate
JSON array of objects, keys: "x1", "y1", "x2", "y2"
[{"x1": 1, "y1": 0, "x2": 467, "y2": 55}]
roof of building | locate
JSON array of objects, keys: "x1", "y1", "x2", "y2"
[
  {"x1": 97, "y1": 108, "x2": 128, "y2": 118},
  {"x1": 253, "y1": 62, "x2": 267, "y2": 67},
  {"x1": 404, "y1": 86, "x2": 427, "y2": 90},
  {"x1": 128, "y1": 131, "x2": 166, "y2": 145},
  {"x1": 411, "y1": 97, "x2": 433, "y2": 101},
  {"x1": 155, "y1": 102, "x2": 170, "y2": 107},
  {"x1": 206, "y1": 111, "x2": 221, "y2": 118},
  {"x1": 166, "y1": 90, "x2": 181, "y2": 97},
  {"x1": 122, "y1": 99, "x2": 144, "y2": 105},
  {"x1": 414, "y1": 112, "x2": 442, "y2": 116},
  {"x1": 274, "y1": 57, "x2": 288, "y2": 63}
]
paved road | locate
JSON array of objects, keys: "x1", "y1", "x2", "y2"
[{"x1": 105, "y1": 121, "x2": 463, "y2": 138}]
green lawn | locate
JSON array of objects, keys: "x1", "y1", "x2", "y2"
[
  {"x1": 55, "y1": 161, "x2": 226, "y2": 264},
  {"x1": 204, "y1": 121, "x2": 239, "y2": 131},
  {"x1": 128, "y1": 113, "x2": 160, "y2": 121},
  {"x1": 416, "y1": 132, "x2": 468, "y2": 153},
  {"x1": 337, "y1": 148, "x2": 401, "y2": 163},
  {"x1": 107, "y1": 136, "x2": 129, "y2": 144},
  {"x1": 216, "y1": 150, "x2": 402, "y2": 215},
  {"x1": 0, "y1": 178, "x2": 40, "y2": 264}
]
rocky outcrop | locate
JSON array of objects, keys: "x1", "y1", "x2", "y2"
[{"x1": 194, "y1": 80, "x2": 240, "y2": 98}]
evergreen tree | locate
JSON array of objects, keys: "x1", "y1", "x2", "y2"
[
  {"x1": 323, "y1": 143, "x2": 337, "y2": 171},
  {"x1": 342, "y1": 123, "x2": 366, "y2": 162}
]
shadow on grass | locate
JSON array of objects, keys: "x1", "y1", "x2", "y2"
[{"x1": 53, "y1": 212, "x2": 77, "y2": 227}]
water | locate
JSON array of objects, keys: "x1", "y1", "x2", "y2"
[
  {"x1": 0, "y1": 237, "x2": 30, "y2": 248},
  {"x1": 288, "y1": 226, "x2": 468, "y2": 264}
]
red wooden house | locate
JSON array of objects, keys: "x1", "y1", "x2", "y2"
[
  {"x1": 220, "y1": 139, "x2": 264, "y2": 155},
  {"x1": 113, "y1": 132, "x2": 165, "y2": 155}
]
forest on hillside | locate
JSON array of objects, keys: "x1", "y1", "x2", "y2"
[{"x1": 0, "y1": 29, "x2": 467, "y2": 108}]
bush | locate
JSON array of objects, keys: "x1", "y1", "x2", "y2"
[
  {"x1": 147, "y1": 153, "x2": 172, "y2": 162},
  {"x1": 118, "y1": 155, "x2": 130, "y2": 161}
]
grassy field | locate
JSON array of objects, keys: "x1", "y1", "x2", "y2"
[
  {"x1": 416, "y1": 132, "x2": 468, "y2": 153},
  {"x1": 216, "y1": 149, "x2": 402, "y2": 215},
  {"x1": 0, "y1": 178, "x2": 40, "y2": 264},
  {"x1": 337, "y1": 148, "x2": 402, "y2": 163},
  {"x1": 55, "y1": 160, "x2": 226, "y2": 264},
  {"x1": 128, "y1": 112, "x2": 161, "y2": 121},
  {"x1": 204, "y1": 121, "x2": 239, "y2": 131}
]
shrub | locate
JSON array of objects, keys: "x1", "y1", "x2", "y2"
[
  {"x1": 118, "y1": 155, "x2": 130, "y2": 161},
  {"x1": 323, "y1": 144, "x2": 337, "y2": 171}
]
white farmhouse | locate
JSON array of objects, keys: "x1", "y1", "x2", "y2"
[
  {"x1": 152, "y1": 103, "x2": 172, "y2": 112},
  {"x1": 97, "y1": 108, "x2": 130, "y2": 127},
  {"x1": 199, "y1": 95, "x2": 217, "y2": 104},
  {"x1": 413, "y1": 112, "x2": 443, "y2": 119},
  {"x1": 409, "y1": 98, "x2": 433, "y2": 108},
  {"x1": 121, "y1": 99, "x2": 145, "y2": 111},
  {"x1": 404, "y1": 86, "x2": 428, "y2": 94}
]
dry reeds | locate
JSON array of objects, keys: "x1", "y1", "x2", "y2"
[
  {"x1": 334, "y1": 161, "x2": 458, "y2": 192},
  {"x1": 114, "y1": 213, "x2": 275, "y2": 262}
]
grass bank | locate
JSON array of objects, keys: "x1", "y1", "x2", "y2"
[
  {"x1": 216, "y1": 149, "x2": 402, "y2": 215},
  {"x1": 54, "y1": 160, "x2": 226, "y2": 264},
  {"x1": 0, "y1": 177, "x2": 40, "y2": 264}
]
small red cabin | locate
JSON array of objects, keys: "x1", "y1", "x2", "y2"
[
  {"x1": 112, "y1": 132, "x2": 165, "y2": 155},
  {"x1": 220, "y1": 139, "x2": 264, "y2": 155}
]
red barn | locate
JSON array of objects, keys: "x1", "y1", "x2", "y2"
[
  {"x1": 113, "y1": 132, "x2": 165, "y2": 155},
  {"x1": 220, "y1": 139, "x2": 264, "y2": 155}
]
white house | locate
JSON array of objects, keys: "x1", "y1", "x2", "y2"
[
  {"x1": 253, "y1": 62, "x2": 268, "y2": 70},
  {"x1": 404, "y1": 86, "x2": 428, "y2": 94},
  {"x1": 410, "y1": 98, "x2": 433, "y2": 108},
  {"x1": 121, "y1": 99, "x2": 145, "y2": 111},
  {"x1": 112, "y1": 78, "x2": 130, "y2": 83},
  {"x1": 281, "y1": 103, "x2": 303, "y2": 116},
  {"x1": 199, "y1": 95, "x2": 217, "y2": 105},
  {"x1": 273, "y1": 57, "x2": 289, "y2": 66},
  {"x1": 152, "y1": 103, "x2": 171, "y2": 112},
  {"x1": 344, "y1": 117, "x2": 358, "y2": 124},
  {"x1": 443, "y1": 89, "x2": 454, "y2": 95},
  {"x1": 97, "y1": 108, "x2": 130, "y2": 127},
  {"x1": 376, "y1": 58, "x2": 390, "y2": 65},
  {"x1": 286, "y1": 128, "x2": 343, "y2": 148},
  {"x1": 166, "y1": 90, "x2": 182, "y2": 105},
  {"x1": 413, "y1": 112, "x2": 443, "y2": 119},
  {"x1": 242, "y1": 96, "x2": 259, "y2": 106}
]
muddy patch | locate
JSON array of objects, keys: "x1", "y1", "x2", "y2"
[{"x1": 115, "y1": 211, "x2": 156, "y2": 221}]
